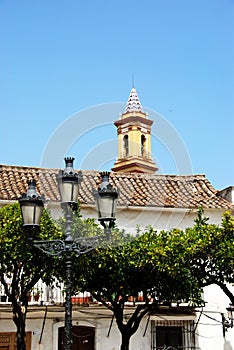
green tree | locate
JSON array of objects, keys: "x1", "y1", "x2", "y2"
[
  {"x1": 2, "y1": 204, "x2": 233, "y2": 350},
  {"x1": 72, "y1": 226, "x2": 203, "y2": 350},
  {"x1": 183, "y1": 208, "x2": 234, "y2": 304},
  {"x1": 0, "y1": 203, "x2": 61, "y2": 350},
  {"x1": 71, "y1": 210, "x2": 234, "y2": 350}
]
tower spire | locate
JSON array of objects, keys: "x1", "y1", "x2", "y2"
[
  {"x1": 112, "y1": 86, "x2": 158, "y2": 174},
  {"x1": 125, "y1": 86, "x2": 143, "y2": 113}
]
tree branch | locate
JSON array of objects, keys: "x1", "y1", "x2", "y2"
[
  {"x1": 91, "y1": 291, "x2": 114, "y2": 312},
  {"x1": 215, "y1": 281, "x2": 234, "y2": 305}
]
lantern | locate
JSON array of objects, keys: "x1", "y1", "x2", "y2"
[
  {"x1": 57, "y1": 157, "x2": 81, "y2": 207},
  {"x1": 93, "y1": 172, "x2": 118, "y2": 229},
  {"x1": 19, "y1": 180, "x2": 44, "y2": 227}
]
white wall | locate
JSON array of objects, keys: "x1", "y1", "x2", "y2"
[
  {"x1": 96, "y1": 317, "x2": 151, "y2": 350},
  {"x1": 77, "y1": 204, "x2": 227, "y2": 234},
  {"x1": 0, "y1": 308, "x2": 151, "y2": 350},
  {"x1": 0, "y1": 316, "x2": 54, "y2": 350},
  {"x1": 2, "y1": 199, "x2": 227, "y2": 233},
  {"x1": 1, "y1": 297, "x2": 233, "y2": 350},
  {"x1": 197, "y1": 284, "x2": 234, "y2": 350}
]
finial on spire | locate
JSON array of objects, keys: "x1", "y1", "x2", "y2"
[{"x1": 132, "y1": 73, "x2": 135, "y2": 88}]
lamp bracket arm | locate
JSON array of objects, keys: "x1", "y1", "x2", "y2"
[
  {"x1": 72, "y1": 236, "x2": 105, "y2": 256},
  {"x1": 33, "y1": 240, "x2": 66, "y2": 257}
]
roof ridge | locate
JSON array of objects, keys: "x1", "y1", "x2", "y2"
[
  {"x1": 0, "y1": 165, "x2": 208, "y2": 180},
  {"x1": 0, "y1": 165, "x2": 101, "y2": 174},
  {"x1": 111, "y1": 172, "x2": 207, "y2": 179},
  {"x1": 0, "y1": 164, "x2": 60, "y2": 172}
]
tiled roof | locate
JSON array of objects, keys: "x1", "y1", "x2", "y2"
[
  {"x1": 0, "y1": 164, "x2": 233, "y2": 210},
  {"x1": 124, "y1": 87, "x2": 144, "y2": 113}
]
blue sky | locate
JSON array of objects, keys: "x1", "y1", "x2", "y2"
[{"x1": 0, "y1": 0, "x2": 233, "y2": 190}]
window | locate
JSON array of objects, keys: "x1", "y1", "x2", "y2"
[
  {"x1": 156, "y1": 326, "x2": 182, "y2": 348},
  {"x1": 151, "y1": 320, "x2": 198, "y2": 350},
  {"x1": 141, "y1": 135, "x2": 146, "y2": 157},
  {"x1": 123, "y1": 135, "x2": 129, "y2": 157}
]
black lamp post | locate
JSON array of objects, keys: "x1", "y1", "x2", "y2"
[{"x1": 19, "y1": 157, "x2": 118, "y2": 350}]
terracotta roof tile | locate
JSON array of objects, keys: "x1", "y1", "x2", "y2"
[{"x1": 0, "y1": 164, "x2": 233, "y2": 210}]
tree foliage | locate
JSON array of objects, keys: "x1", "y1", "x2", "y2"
[
  {"x1": 71, "y1": 209, "x2": 234, "y2": 350},
  {"x1": 1, "y1": 204, "x2": 233, "y2": 350},
  {"x1": 183, "y1": 208, "x2": 234, "y2": 304},
  {"x1": 0, "y1": 203, "x2": 61, "y2": 350}
]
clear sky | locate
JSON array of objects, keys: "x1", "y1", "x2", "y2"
[{"x1": 0, "y1": 0, "x2": 233, "y2": 190}]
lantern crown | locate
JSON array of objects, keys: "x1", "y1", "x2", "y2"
[{"x1": 98, "y1": 172, "x2": 118, "y2": 197}]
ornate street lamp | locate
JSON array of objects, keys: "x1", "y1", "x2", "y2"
[
  {"x1": 93, "y1": 171, "x2": 119, "y2": 236},
  {"x1": 19, "y1": 158, "x2": 118, "y2": 350},
  {"x1": 19, "y1": 180, "x2": 44, "y2": 227}
]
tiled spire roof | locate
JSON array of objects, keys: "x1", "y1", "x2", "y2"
[
  {"x1": 125, "y1": 87, "x2": 144, "y2": 113},
  {"x1": 0, "y1": 164, "x2": 233, "y2": 210}
]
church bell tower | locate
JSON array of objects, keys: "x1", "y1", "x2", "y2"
[{"x1": 112, "y1": 87, "x2": 158, "y2": 173}]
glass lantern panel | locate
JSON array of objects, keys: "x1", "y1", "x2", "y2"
[
  {"x1": 59, "y1": 182, "x2": 79, "y2": 203},
  {"x1": 98, "y1": 196, "x2": 116, "y2": 219},
  {"x1": 21, "y1": 204, "x2": 43, "y2": 226}
]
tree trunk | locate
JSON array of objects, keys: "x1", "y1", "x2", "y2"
[
  {"x1": 94, "y1": 293, "x2": 152, "y2": 350},
  {"x1": 216, "y1": 281, "x2": 234, "y2": 305},
  {"x1": 120, "y1": 332, "x2": 130, "y2": 350},
  {"x1": 12, "y1": 301, "x2": 27, "y2": 350}
]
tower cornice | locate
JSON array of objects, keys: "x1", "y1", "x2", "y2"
[{"x1": 114, "y1": 115, "x2": 153, "y2": 127}]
